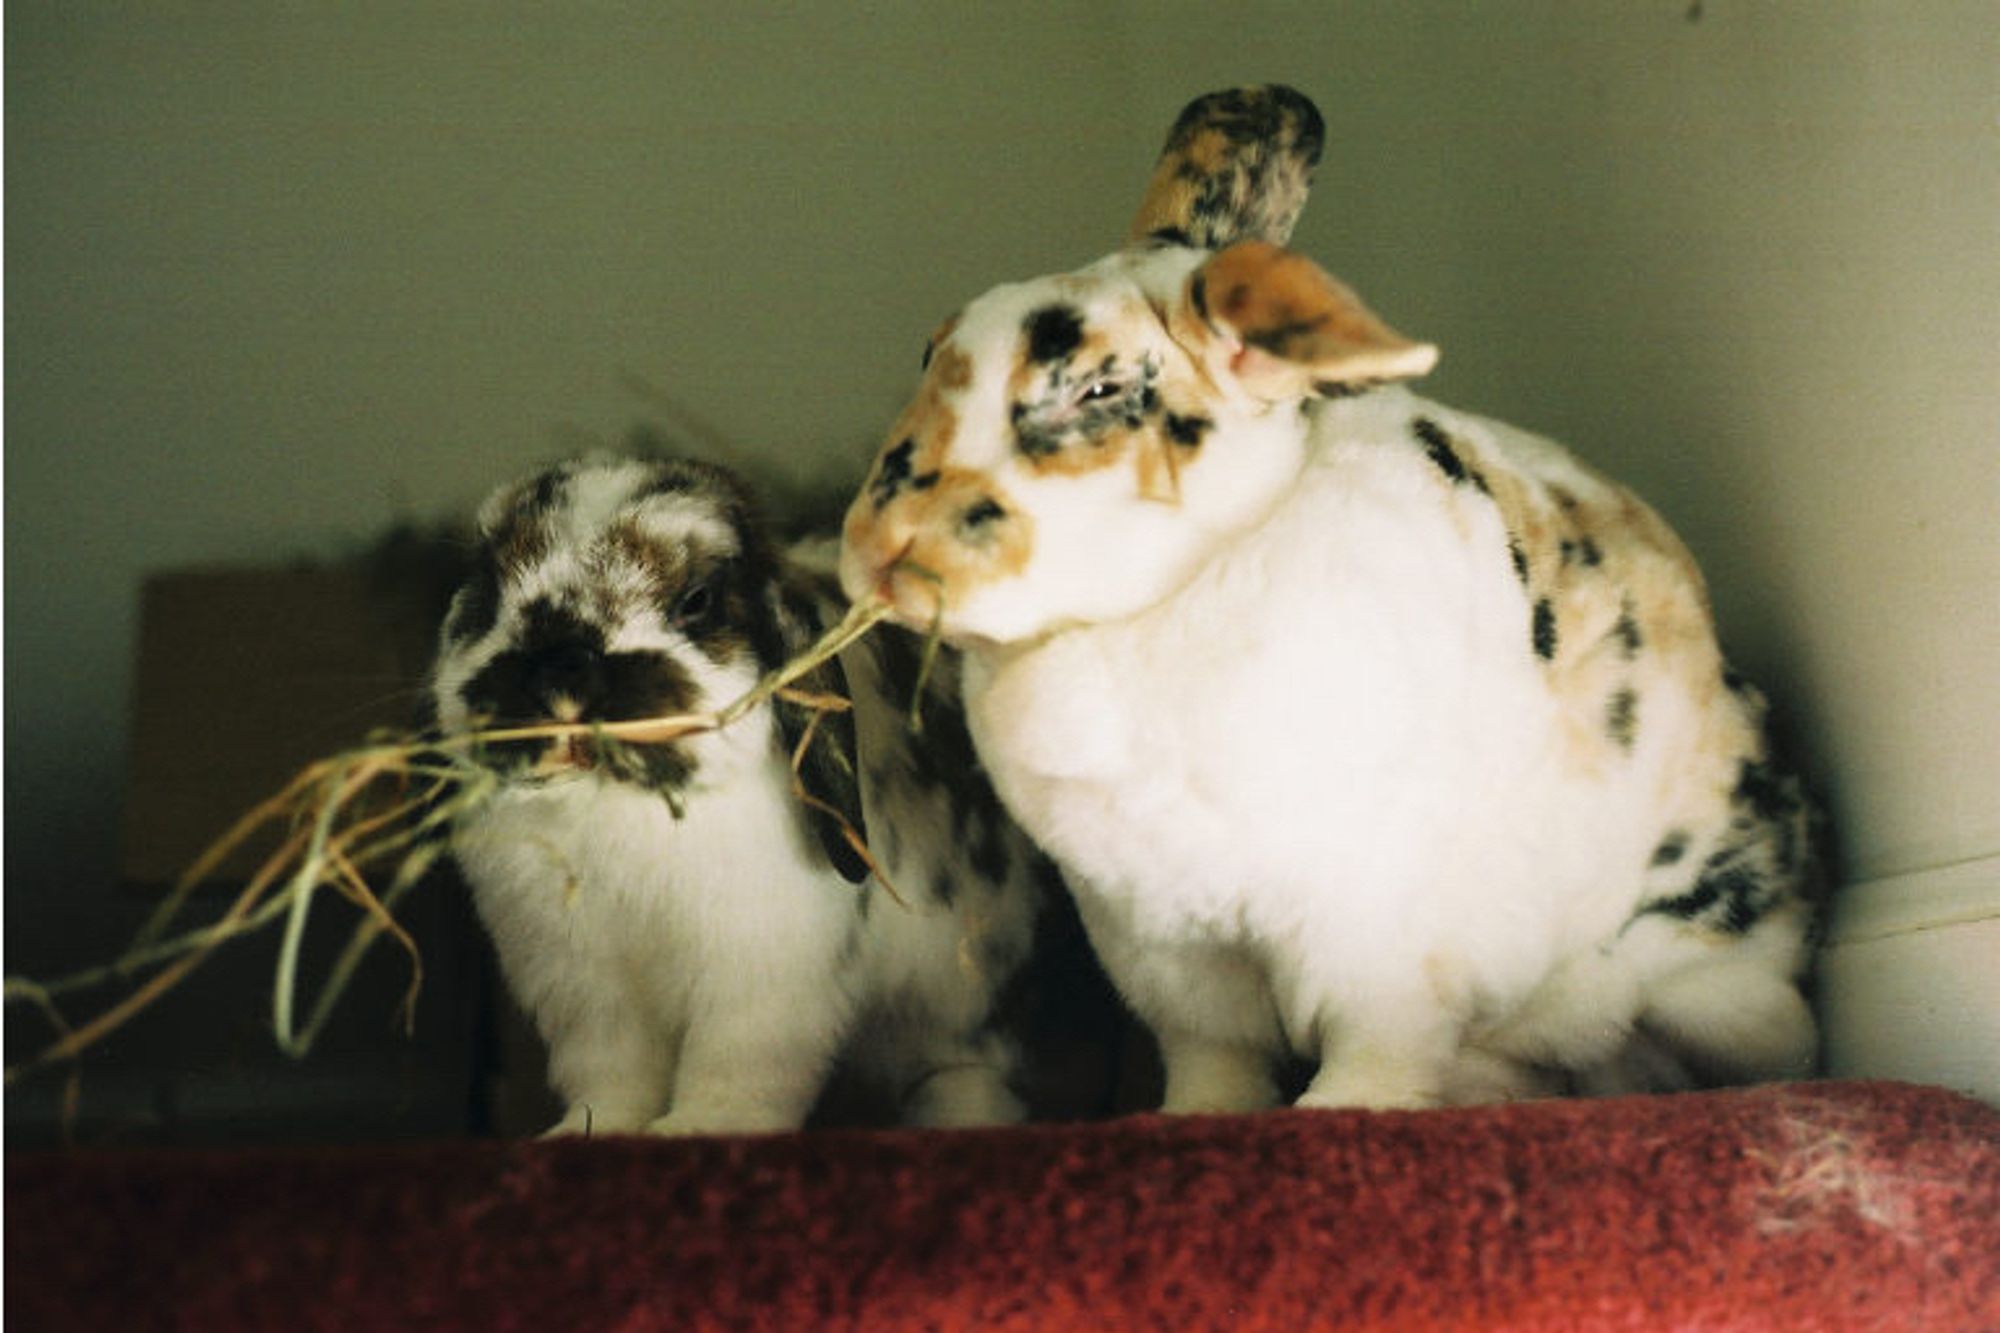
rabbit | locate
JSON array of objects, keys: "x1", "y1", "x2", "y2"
[
  {"x1": 430, "y1": 452, "x2": 1063, "y2": 1135},
  {"x1": 838, "y1": 85, "x2": 1825, "y2": 1113}
]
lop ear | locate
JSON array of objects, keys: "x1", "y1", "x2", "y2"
[
  {"x1": 1128, "y1": 85, "x2": 1325, "y2": 250},
  {"x1": 1180, "y1": 240, "x2": 1439, "y2": 400},
  {"x1": 762, "y1": 578, "x2": 872, "y2": 884}
]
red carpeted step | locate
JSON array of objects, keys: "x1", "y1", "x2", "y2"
[{"x1": 8, "y1": 1081, "x2": 1997, "y2": 1330}]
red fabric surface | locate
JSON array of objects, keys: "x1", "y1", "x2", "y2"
[{"x1": 8, "y1": 1081, "x2": 1997, "y2": 1331}]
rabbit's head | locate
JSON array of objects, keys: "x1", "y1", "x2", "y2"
[
  {"x1": 434, "y1": 455, "x2": 869, "y2": 878},
  {"x1": 839, "y1": 86, "x2": 1437, "y2": 644}
]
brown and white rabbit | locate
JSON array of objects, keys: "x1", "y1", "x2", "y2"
[
  {"x1": 839, "y1": 86, "x2": 1824, "y2": 1112},
  {"x1": 431, "y1": 454, "x2": 1056, "y2": 1134}
]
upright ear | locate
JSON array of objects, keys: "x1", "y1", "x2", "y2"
[
  {"x1": 1128, "y1": 85, "x2": 1326, "y2": 250},
  {"x1": 1180, "y1": 240, "x2": 1440, "y2": 400}
]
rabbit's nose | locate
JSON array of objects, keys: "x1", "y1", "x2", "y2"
[{"x1": 529, "y1": 639, "x2": 601, "y2": 703}]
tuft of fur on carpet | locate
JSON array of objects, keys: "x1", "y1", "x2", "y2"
[{"x1": 8, "y1": 1081, "x2": 1996, "y2": 1330}]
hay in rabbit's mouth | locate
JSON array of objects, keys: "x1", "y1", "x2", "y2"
[{"x1": 4, "y1": 594, "x2": 903, "y2": 1091}]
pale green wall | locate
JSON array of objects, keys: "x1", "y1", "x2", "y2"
[{"x1": 9, "y1": 5, "x2": 1997, "y2": 965}]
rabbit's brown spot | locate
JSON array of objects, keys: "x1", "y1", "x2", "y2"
[
  {"x1": 605, "y1": 519, "x2": 689, "y2": 596},
  {"x1": 930, "y1": 343, "x2": 973, "y2": 391},
  {"x1": 921, "y1": 314, "x2": 963, "y2": 372},
  {"x1": 493, "y1": 514, "x2": 554, "y2": 579}
]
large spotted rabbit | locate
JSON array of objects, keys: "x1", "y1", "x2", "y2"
[
  {"x1": 840, "y1": 86, "x2": 1822, "y2": 1111},
  {"x1": 432, "y1": 454, "x2": 1057, "y2": 1134}
]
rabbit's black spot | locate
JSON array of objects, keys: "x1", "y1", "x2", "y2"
[
  {"x1": 1559, "y1": 536, "x2": 1604, "y2": 568},
  {"x1": 1013, "y1": 404, "x2": 1062, "y2": 460},
  {"x1": 528, "y1": 469, "x2": 570, "y2": 518},
  {"x1": 1606, "y1": 688, "x2": 1639, "y2": 751},
  {"x1": 1732, "y1": 758, "x2": 1802, "y2": 825},
  {"x1": 911, "y1": 471, "x2": 941, "y2": 492},
  {"x1": 1531, "y1": 599, "x2": 1558, "y2": 661},
  {"x1": 1165, "y1": 412, "x2": 1212, "y2": 449},
  {"x1": 1639, "y1": 809, "x2": 1796, "y2": 935},
  {"x1": 1508, "y1": 537, "x2": 1529, "y2": 584},
  {"x1": 1650, "y1": 831, "x2": 1690, "y2": 867},
  {"x1": 1147, "y1": 225, "x2": 1194, "y2": 248},
  {"x1": 1412, "y1": 417, "x2": 1488, "y2": 494},
  {"x1": 519, "y1": 600, "x2": 605, "y2": 666},
  {"x1": 961, "y1": 497, "x2": 1008, "y2": 532},
  {"x1": 600, "y1": 651, "x2": 702, "y2": 721},
  {"x1": 1024, "y1": 304, "x2": 1084, "y2": 365},
  {"x1": 1613, "y1": 604, "x2": 1644, "y2": 657},
  {"x1": 871, "y1": 438, "x2": 918, "y2": 508},
  {"x1": 1189, "y1": 273, "x2": 1210, "y2": 323},
  {"x1": 1642, "y1": 876, "x2": 1722, "y2": 925},
  {"x1": 1313, "y1": 378, "x2": 1379, "y2": 400},
  {"x1": 463, "y1": 600, "x2": 701, "y2": 736},
  {"x1": 1692, "y1": 864, "x2": 1768, "y2": 935}
]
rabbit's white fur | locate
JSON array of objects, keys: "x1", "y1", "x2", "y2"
[
  {"x1": 434, "y1": 455, "x2": 1044, "y2": 1135},
  {"x1": 840, "y1": 87, "x2": 1821, "y2": 1111}
]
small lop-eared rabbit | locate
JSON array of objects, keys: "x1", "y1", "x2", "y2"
[
  {"x1": 432, "y1": 454, "x2": 1059, "y2": 1135},
  {"x1": 839, "y1": 87, "x2": 1824, "y2": 1112}
]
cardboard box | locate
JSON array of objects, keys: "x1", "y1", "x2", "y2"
[{"x1": 120, "y1": 549, "x2": 458, "y2": 891}]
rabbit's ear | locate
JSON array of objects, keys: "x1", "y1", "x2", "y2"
[
  {"x1": 1128, "y1": 85, "x2": 1325, "y2": 250},
  {"x1": 1179, "y1": 240, "x2": 1439, "y2": 401},
  {"x1": 765, "y1": 587, "x2": 872, "y2": 885}
]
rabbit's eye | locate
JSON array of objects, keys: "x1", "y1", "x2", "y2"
[
  {"x1": 1077, "y1": 379, "x2": 1123, "y2": 404},
  {"x1": 670, "y1": 580, "x2": 715, "y2": 627}
]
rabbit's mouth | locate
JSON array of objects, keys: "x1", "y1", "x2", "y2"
[{"x1": 485, "y1": 730, "x2": 699, "y2": 797}]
